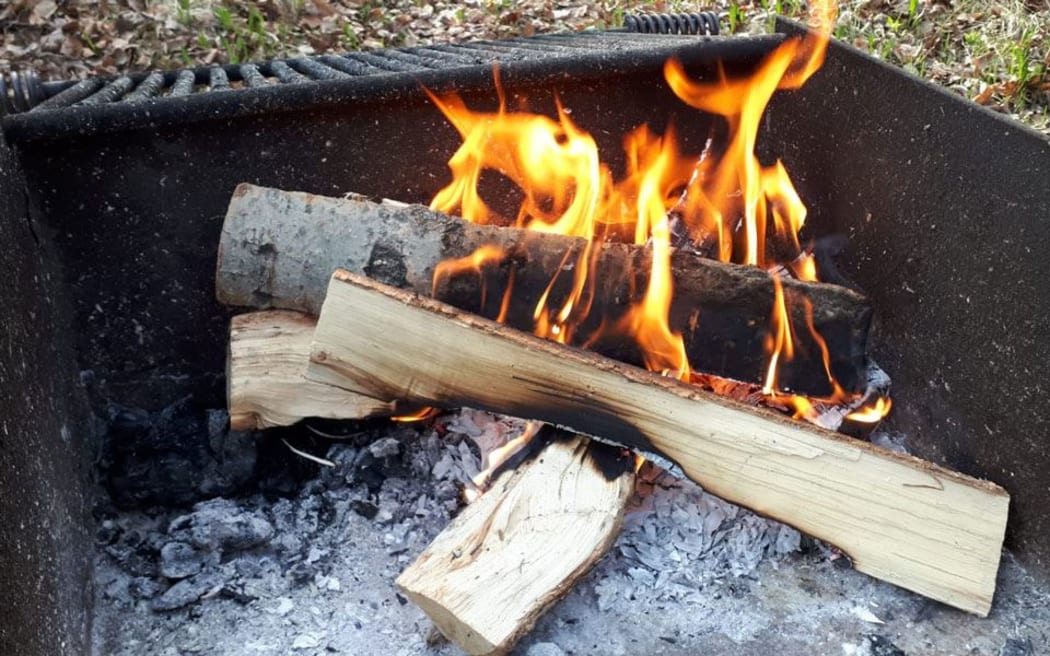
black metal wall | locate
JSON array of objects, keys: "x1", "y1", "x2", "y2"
[
  {"x1": 7, "y1": 37, "x2": 775, "y2": 417},
  {"x1": 5, "y1": 24, "x2": 1050, "y2": 592},
  {"x1": 0, "y1": 136, "x2": 93, "y2": 654},
  {"x1": 767, "y1": 20, "x2": 1050, "y2": 577}
]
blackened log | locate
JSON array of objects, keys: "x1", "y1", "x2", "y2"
[{"x1": 216, "y1": 183, "x2": 871, "y2": 394}]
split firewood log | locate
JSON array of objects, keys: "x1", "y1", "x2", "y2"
[
  {"x1": 216, "y1": 183, "x2": 872, "y2": 396},
  {"x1": 306, "y1": 269, "x2": 1009, "y2": 617},
  {"x1": 398, "y1": 431, "x2": 635, "y2": 656},
  {"x1": 227, "y1": 310, "x2": 393, "y2": 430}
]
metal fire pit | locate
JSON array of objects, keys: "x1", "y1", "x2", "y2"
[{"x1": 1, "y1": 21, "x2": 1049, "y2": 655}]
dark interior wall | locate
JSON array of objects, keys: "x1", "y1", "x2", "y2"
[
  {"x1": 7, "y1": 45, "x2": 769, "y2": 509},
  {"x1": 11, "y1": 48, "x2": 761, "y2": 416},
  {"x1": 765, "y1": 23, "x2": 1050, "y2": 577},
  {"x1": 0, "y1": 138, "x2": 93, "y2": 653}
]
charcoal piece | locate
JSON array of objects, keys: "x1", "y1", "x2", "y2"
[
  {"x1": 368, "y1": 437, "x2": 401, "y2": 459},
  {"x1": 101, "y1": 399, "x2": 256, "y2": 509},
  {"x1": 149, "y1": 572, "x2": 224, "y2": 612},
  {"x1": 159, "y1": 541, "x2": 217, "y2": 579},
  {"x1": 350, "y1": 500, "x2": 379, "y2": 519},
  {"x1": 128, "y1": 577, "x2": 166, "y2": 600},
  {"x1": 526, "y1": 643, "x2": 567, "y2": 656}
]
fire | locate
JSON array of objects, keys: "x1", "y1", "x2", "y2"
[
  {"x1": 847, "y1": 398, "x2": 894, "y2": 423},
  {"x1": 425, "y1": 0, "x2": 891, "y2": 438}
]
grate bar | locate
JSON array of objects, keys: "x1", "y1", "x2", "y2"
[
  {"x1": 209, "y1": 67, "x2": 231, "y2": 91},
  {"x1": 169, "y1": 70, "x2": 196, "y2": 96},
  {"x1": 239, "y1": 64, "x2": 269, "y2": 88},
  {"x1": 78, "y1": 76, "x2": 135, "y2": 106},
  {"x1": 375, "y1": 49, "x2": 451, "y2": 70},
  {"x1": 125, "y1": 72, "x2": 166, "y2": 103},
  {"x1": 345, "y1": 52, "x2": 423, "y2": 73},
  {"x1": 404, "y1": 46, "x2": 489, "y2": 66},
  {"x1": 317, "y1": 54, "x2": 388, "y2": 77},
  {"x1": 31, "y1": 78, "x2": 103, "y2": 111},
  {"x1": 269, "y1": 61, "x2": 309, "y2": 84},
  {"x1": 456, "y1": 39, "x2": 581, "y2": 58},
  {"x1": 289, "y1": 58, "x2": 349, "y2": 81},
  {"x1": 526, "y1": 33, "x2": 705, "y2": 48}
]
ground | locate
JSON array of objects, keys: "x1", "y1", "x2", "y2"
[{"x1": 0, "y1": 0, "x2": 1047, "y2": 131}]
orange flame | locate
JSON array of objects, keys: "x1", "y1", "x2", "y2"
[
  {"x1": 391, "y1": 406, "x2": 440, "y2": 423},
  {"x1": 762, "y1": 273, "x2": 795, "y2": 395},
  {"x1": 847, "y1": 397, "x2": 893, "y2": 423},
  {"x1": 425, "y1": 0, "x2": 891, "y2": 434}
]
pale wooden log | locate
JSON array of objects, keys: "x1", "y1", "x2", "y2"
[
  {"x1": 227, "y1": 310, "x2": 393, "y2": 430},
  {"x1": 306, "y1": 269, "x2": 1009, "y2": 616},
  {"x1": 216, "y1": 183, "x2": 873, "y2": 395},
  {"x1": 397, "y1": 434, "x2": 634, "y2": 655}
]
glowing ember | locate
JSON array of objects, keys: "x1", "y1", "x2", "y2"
[
  {"x1": 391, "y1": 406, "x2": 440, "y2": 423},
  {"x1": 425, "y1": 0, "x2": 891, "y2": 433}
]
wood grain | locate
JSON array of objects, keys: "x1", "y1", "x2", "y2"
[
  {"x1": 397, "y1": 435, "x2": 634, "y2": 656},
  {"x1": 307, "y1": 269, "x2": 1009, "y2": 616},
  {"x1": 227, "y1": 310, "x2": 393, "y2": 430}
]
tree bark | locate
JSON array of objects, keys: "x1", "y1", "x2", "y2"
[
  {"x1": 217, "y1": 183, "x2": 872, "y2": 395},
  {"x1": 397, "y1": 432, "x2": 634, "y2": 656},
  {"x1": 307, "y1": 269, "x2": 1008, "y2": 617}
]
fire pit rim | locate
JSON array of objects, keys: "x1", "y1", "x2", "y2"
[{"x1": 1, "y1": 34, "x2": 786, "y2": 145}]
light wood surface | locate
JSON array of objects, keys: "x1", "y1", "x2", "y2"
[
  {"x1": 307, "y1": 269, "x2": 1009, "y2": 616},
  {"x1": 397, "y1": 436, "x2": 634, "y2": 655},
  {"x1": 227, "y1": 310, "x2": 393, "y2": 430}
]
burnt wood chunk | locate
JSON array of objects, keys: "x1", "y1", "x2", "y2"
[
  {"x1": 216, "y1": 184, "x2": 872, "y2": 395},
  {"x1": 305, "y1": 269, "x2": 1008, "y2": 616}
]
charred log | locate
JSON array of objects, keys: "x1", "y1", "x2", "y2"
[{"x1": 217, "y1": 184, "x2": 871, "y2": 395}]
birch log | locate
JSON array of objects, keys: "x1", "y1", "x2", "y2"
[{"x1": 216, "y1": 183, "x2": 872, "y2": 395}]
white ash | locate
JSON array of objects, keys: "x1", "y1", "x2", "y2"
[
  {"x1": 605, "y1": 465, "x2": 802, "y2": 611},
  {"x1": 91, "y1": 409, "x2": 1047, "y2": 655}
]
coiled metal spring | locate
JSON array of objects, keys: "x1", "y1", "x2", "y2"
[
  {"x1": 624, "y1": 11, "x2": 721, "y2": 36},
  {"x1": 0, "y1": 70, "x2": 44, "y2": 116}
]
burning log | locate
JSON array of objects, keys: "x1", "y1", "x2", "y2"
[
  {"x1": 227, "y1": 310, "x2": 393, "y2": 430},
  {"x1": 216, "y1": 184, "x2": 872, "y2": 396},
  {"x1": 306, "y1": 269, "x2": 1008, "y2": 616},
  {"x1": 397, "y1": 431, "x2": 635, "y2": 656}
]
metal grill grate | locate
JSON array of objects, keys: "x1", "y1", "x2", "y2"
[{"x1": 6, "y1": 32, "x2": 712, "y2": 113}]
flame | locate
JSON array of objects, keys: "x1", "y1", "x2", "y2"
[
  {"x1": 425, "y1": 0, "x2": 891, "y2": 440},
  {"x1": 762, "y1": 273, "x2": 795, "y2": 395},
  {"x1": 391, "y1": 406, "x2": 439, "y2": 423},
  {"x1": 471, "y1": 421, "x2": 543, "y2": 492},
  {"x1": 847, "y1": 397, "x2": 893, "y2": 423}
]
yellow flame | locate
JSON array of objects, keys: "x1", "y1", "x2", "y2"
[
  {"x1": 425, "y1": 0, "x2": 891, "y2": 429},
  {"x1": 847, "y1": 397, "x2": 893, "y2": 423},
  {"x1": 391, "y1": 406, "x2": 439, "y2": 423}
]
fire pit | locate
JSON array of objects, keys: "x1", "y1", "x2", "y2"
[{"x1": 2, "y1": 14, "x2": 1050, "y2": 656}]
